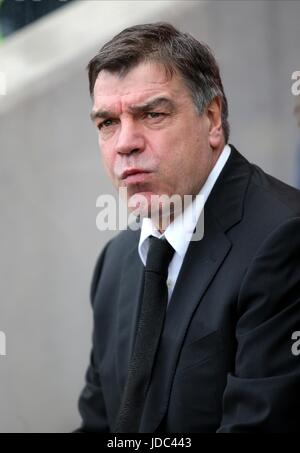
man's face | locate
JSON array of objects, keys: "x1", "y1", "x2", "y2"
[{"x1": 91, "y1": 61, "x2": 223, "y2": 219}]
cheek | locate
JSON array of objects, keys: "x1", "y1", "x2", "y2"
[
  {"x1": 98, "y1": 136, "x2": 109, "y2": 159},
  {"x1": 162, "y1": 134, "x2": 192, "y2": 173},
  {"x1": 100, "y1": 145, "x2": 114, "y2": 176},
  {"x1": 153, "y1": 132, "x2": 184, "y2": 165},
  {"x1": 166, "y1": 133, "x2": 206, "y2": 185}
]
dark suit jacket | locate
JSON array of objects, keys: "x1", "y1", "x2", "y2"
[{"x1": 77, "y1": 145, "x2": 300, "y2": 433}]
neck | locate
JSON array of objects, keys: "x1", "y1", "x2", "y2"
[{"x1": 150, "y1": 194, "x2": 196, "y2": 234}]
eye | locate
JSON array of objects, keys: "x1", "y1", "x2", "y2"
[
  {"x1": 146, "y1": 112, "x2": 165, "y2": 119},
  {"x1": 97, "y1": 119, "x2": 116, "y2": 130}
]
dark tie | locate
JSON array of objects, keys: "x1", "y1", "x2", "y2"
[{"x1": 114, "y1": 235, "x2": 175, "y2": 433}]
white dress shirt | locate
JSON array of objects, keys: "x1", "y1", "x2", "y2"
[{"x1": 138, "y1": 144, "x2": 231, "y2": 303}]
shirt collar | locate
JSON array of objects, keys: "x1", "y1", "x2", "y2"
[{"x1": 138, "y1": 144, "x2": 231, "y2": 266}]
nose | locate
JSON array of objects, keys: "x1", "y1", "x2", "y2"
[{"x1": 114, "y1": 119, "x2": 145, "y2": 156}]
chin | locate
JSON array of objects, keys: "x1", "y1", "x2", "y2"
[{"x1": 127, "y1": 191, "x2": 155, "y2": 217}]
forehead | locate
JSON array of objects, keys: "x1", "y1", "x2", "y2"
[{"x1": 92, "y1": 61, "x2": 188, "y2": 112}]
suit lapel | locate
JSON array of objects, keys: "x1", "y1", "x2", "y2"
[{"x1": 139, "y1": 211, "x2": 231, "y2": 432}]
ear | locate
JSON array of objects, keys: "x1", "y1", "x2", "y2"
[{"x1": 206, "y1": 97, "x2": 223, "y2": 148}]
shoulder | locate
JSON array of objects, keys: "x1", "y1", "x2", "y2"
[
  {"x1": 248, "y1": 162, "x2": 300, "y2": 217},
  {"x1": 103, "y1": 227, "x2": 140, "y2": 258},
  {"x1": 90, "y1": 228, "x2": 140, "y2": 303},
  {"x1": 228, "y1": 145, "x2": 300, "y2": 228}
]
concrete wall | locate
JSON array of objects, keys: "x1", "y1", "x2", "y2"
[{"x1": 0, "y1": 0, "x2": 299, "y2": 432}]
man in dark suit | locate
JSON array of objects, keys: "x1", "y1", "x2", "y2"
[{"x1": 77, "y1": 23, "x2": 300, "y2": 433}]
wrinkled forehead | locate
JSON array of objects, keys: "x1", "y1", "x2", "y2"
[{"x1": 92, "y1": 61, "x2": 184, "y2": 111}]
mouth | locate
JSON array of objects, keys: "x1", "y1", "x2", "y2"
[{"x1": 121, "y1": 168, "x2": 152, "y2": 184}]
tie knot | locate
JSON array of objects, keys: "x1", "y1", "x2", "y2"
[{"x1": 145, "y1": 236, "x2": 175, "y2": 276}]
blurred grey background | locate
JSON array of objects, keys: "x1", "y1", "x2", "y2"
[{"x1": 0, "y1": 0, "x2": 299, "y2": 433}]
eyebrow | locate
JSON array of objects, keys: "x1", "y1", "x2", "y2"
[{"x1": 90, "y1": 96, "x2": 176, "y2": 122}]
